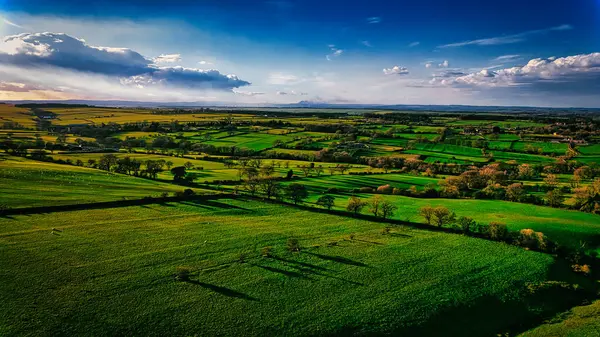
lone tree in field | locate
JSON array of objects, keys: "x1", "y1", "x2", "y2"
[
  {"x1": 171, "y1": 166, "x2": 187, "y2": 182},
  {"x1": 184, "y1": 161, "x2": 194, "y2": 170},
  {"x1": 316, "y1": 195, "x2": 336, "y2": 210},
  {"x1": 347, "y1": 196, "x2": 366, "y2": 215},
  {"x1": 368, "y1": 195, "x2": 384, "y2": 217},
  {"x1": 259, "y1": 177, "x2": 279, "y2": 199},
  {"x1": 432, "y1": 206, "x2": 456, "y2": 227},
  {"x1": 380, "y1": 200, "x2": 398, "y2": 219},
  {"x1": 285, "y1": 183, "x2": 308, "y2": 204},
  {"x1": 420, "y1": 206, "x2": 435, "y2": 225}
]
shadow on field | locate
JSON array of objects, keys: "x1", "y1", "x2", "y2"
[
  {"x1": 252, "y1": 264, "x2": 310, "y2": 279},
  {"x1": 271, "y1": 256, "x2": 331, "y2": 272},
  {"x1": 184, "y1": 199, "x2": 251, "y2": 211},
  {"x1": 186, "y1": 280, "x2": 259, "y2": 301},
  {"x1": 303, "y1": 252, "x2": 368, "y2": 267},
  {"x1": 354, "y1": 239, "x2": 384, "y2": 245},
  {"x1": 330, "y1": 260, "x2": 599, "y2": 337}
]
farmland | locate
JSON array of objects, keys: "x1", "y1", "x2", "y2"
[
  {"x1": 2, "y1": 104, "x2": 600, "y2": 336},
  {"x1": 0, "y1": 200, "x2": 594, "y2": 336}
]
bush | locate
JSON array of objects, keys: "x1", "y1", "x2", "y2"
[
  {"x1": 376, "y1": 184, "x2": 393, "y2": 194},
  {"x1": 488, "y1": 222, "x2": 508, "y2": 240},
  {"x1": 392, "y1": 188, "x2": 402, "y2": 195},
  {"x1": 174, "y1": 266, "x2": 192, "y2": 281},
  {"x1": 287, "y1": 238, "x2": 301, "y2": 252},
  {"x1": 572, "y1": 264, "x2": 591, "y2": 276},
  {"x1": 261, "y1": 246, "x2": 273, "y2": 257},
  {"x1": 327, "y1": 187, "x2": 340, "y2": 194},
  {"x1": 359, "y1": 187, "x2": 374, "y2": 193}
]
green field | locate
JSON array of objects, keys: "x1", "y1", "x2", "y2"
[
  {"x1": 0, "y1": 199, "x2": 589, "y2": 336},
  {"x1": 302, "y1": 193, "x2": 600, "y2": 254},
  {"x1": 0, "y1": 156, "x2": 200, "y2": 208}
]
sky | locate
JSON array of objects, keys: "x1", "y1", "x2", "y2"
[{"x1": 0, "y1": 0, "x2": 599, "y2": 107}]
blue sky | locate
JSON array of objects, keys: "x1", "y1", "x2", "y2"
[{"x1": 0, "y1": 0, "x2": 599, "y2": 106}]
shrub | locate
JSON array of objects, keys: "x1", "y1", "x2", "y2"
[
  {"x1": 488, "y1": 222, "x2": 508, "y2": 241},
  {"x1": 174, "y1": 266, "x2": 192, "y2": 281},
  {"x1": 359, "y1": 187, "x2": 374, "y2": 193},
  {"x1": 327, "y1": 187, "x2": 340, "y2": 194},
  {"x1": 392, "y1": 188, "x2": 402, "y2": 195},
  {"x1": 376, "y1": 184, "x2": 393, "y2": 194},
  {"x1": 261, "y1": 246, "x2": 273, "y2": 257},
  {"x1": 572, "y1": 264, "x2": 591, "y2": 276},
  {"x1": 457, "y1": 216, "x2": 476, "y2": 233},
  {"x1": 287, "y1": 238, "x2": 301, "y2": 252}
]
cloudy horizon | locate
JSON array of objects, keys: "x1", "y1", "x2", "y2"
[{"x1": 0, "y1": 0, "x2": 599, "y2": 107}]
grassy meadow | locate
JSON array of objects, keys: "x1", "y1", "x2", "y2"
[{"x1": 0, "y1": 199, "x2": 591, "y2": 336}]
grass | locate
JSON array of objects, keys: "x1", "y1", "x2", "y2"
[
  {"x1": 307, "y1": 194, "x2": 600, "y2": 254},
  {"x1": 0, "y1": 156, "x2": 200, "y2": 208},
  {"x1": 203, "y1": 132, "x2": 294, "y2": 151},
  {"x1": 0, "y1": 199, "x2": 587, "y2": 336},
  {"x1": 519, "y1": 300, "x2": 600, "y2": 337}
]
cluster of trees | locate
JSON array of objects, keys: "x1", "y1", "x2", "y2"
[
  {"x1": 345, "y1": 195, "x2": 398, "y2": 219},
  {"x1": 418, "y1": 206, "x2": 554, "y2": 252}
]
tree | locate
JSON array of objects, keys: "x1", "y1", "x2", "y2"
[
  {"x1": 432, "y1": 206, "x2": 456, "y2": 228},
  {"x1": 518, "y1": 164, "x2": 535, "y2": 179},
  {"x1": 328, "y1": 166, "x2": 336, "y2": 175},
  {"x1": 285, "y1": 183, "x2": 308, "y2": 204},
  {"x1": 165, "y1": 161, "x2": 174, "y2": 170},
  {"x1": 171, "y1": 166, "x2": 187, "y2": 181},
  {"x1": 316, "y1": 195, "x2": 336, "y2": 210},
  {"x1": 368, "y1": 195, "x2": 384, "y2": 217},
  {"x1": 420, "y1": 206, "x2": 435, "y2": 225},
  {"x1": 315, "y1": 165, "x2": 324, "y2": 177},
  {"x1": 546, "y1": 189, "x2": 564, "y2": 208},
  {"x1": 260, "y1": 165, "x2": 275, "y2": 177},
  {"x1": 337, "y1": 164, "x2": 350, "y2": 175},
  {"x1": 98, "y1": 154, "x2": 118, "y2": 171},
  {"x1": 259, "y1": 177, "x2": 279, "y2": 199},
  {"x1": 544, "y1": 174, "x2": 559, "y2": 190},
  {"x1": 299, "y1": 165, "x2": 313, "y2": 177},
  {"x1": 244, "y1": 177, "x2": 260, "y2": 196},
  {"x1": 457, "y1": 216, "x2": 476, "y2": 233},
  {"x1": 184, "y1": 161, "x2": 194, "y2": 170},
  {"x1": 346, "y1": 196, "x2": 366, "y2": 215},
  {"x1": 380, "y1": 200, "x2": 398, "y2": 219},
  {"x1": 488, "y1": 222, "x2": 508, "y2": 240},
  {"x1": 506, "y1": 183, "x2": 525, "y2": 202},
  {"x1": 286, "y1": 169, "x2": 294, "y2": 180}
]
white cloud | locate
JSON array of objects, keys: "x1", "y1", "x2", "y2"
[
  {"x1": 438, "y1": 24, "x2": 572, "y2": 48},
  {"x1": 276, "y1": 90, "x2": 308, "y2": 96},
  {"x1": 0, "y1": 32, "x2": 249, "y2": 90},
  {"x1": 425, "y1": 62, "x2": 434, "y2": 69},
  {"x1": 199, "y1": 60, "x2": 213, "y2": 65},
  {"x1": 153, "y1": 53, "x2": 181, "y2": 64},
  {"x1": 268, "y1": 72, "x2": 300, "y2": 85},
  {"x1": 233, "y1": 90, "x2": 265, "y2": 96},
  {"x1": 326, "y1": 45, "x2": 343, "y2": 61},
  {"x1": 430, "y1": 53, "x2": 600, "y2": 90},
  {"x1": 367, "y1": 17, "x2": 382, "y2": 24},
  {"x1": 2, "y1": 17, "x2": 24, "y2": 29},
  {"x1": 439, "y1": 60, "x2": 450, "y2": 68},
  {"x1": 383, "y1": 66, "x2": 409, "y2": 75},
  {"x1": 408, "y1": 42, "x2": 420, "y2": 47},
  {"x1": 493, "y1": 54, "x2": 521, "y2": 62},
  {"x1": 361, "y1": 40, "x2": 372, "y2": 47}
]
